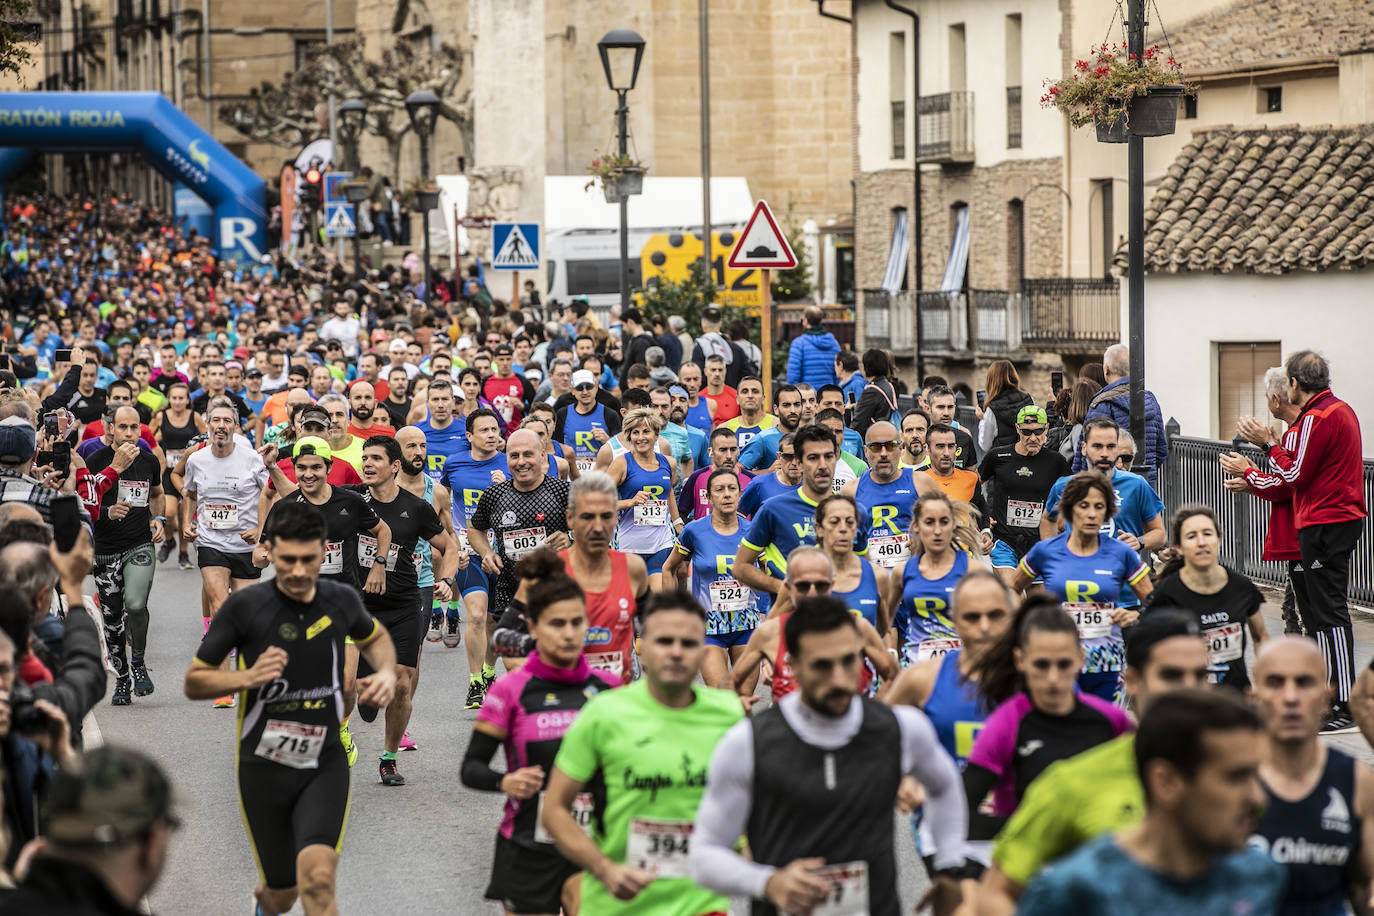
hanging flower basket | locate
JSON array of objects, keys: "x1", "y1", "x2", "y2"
[
  {"x1": 1042, "y1": 43, "x2": 1195, "y2": 141},
  {"x1": 612, "y1": 167, "x2": 644, "y2": 198},
  {"x1": 586, "y1": 151, "x2": 648, "y2": 203},
  {"x1": 414, "y1": 187, "x2": 441, "y2": 211}
]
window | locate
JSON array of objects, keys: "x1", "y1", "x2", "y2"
[
  {"x1": 1005, "y1": 15, "x2": 1022, "y2": 149},
  {"x1": 890, "y1": 32, "x2": 906, "y2": 160},
  {"x1": 1090, "y1": 179, "x2": 1114, "y2": 279},
  {"x1": 1216, "y1": 342, "x2": 1281, "y2": 440},
  {"x1": 1007, "y1": 199, "x2": 1025, "y2": 288},
  {"x1": 1261, "y1": 86, "x2": 1282, "y2": 113},
  {"x1": 1182, "y1": 94, "x2": 1198, "y2": 119},
  {"x1": 295, "y1": 39, "x2": 324, "y2": 69},
  {"x1": 949, "y1": 24, "x2": 967, "y2": 92}
]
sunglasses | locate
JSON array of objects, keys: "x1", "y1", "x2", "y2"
[
  {"x1": 574, "y1": 383, "x2": 595, "y2": 392},
  {"x1": 779, "y1": 452, "x2": 799, "y2": 462},
  {"x1": 1117, "y1": 453, "x2": 1135, "y2": 464},
  {"x1": 866, "y1": 439, "x2": 900, "y2": 452},
  {"x1": 1017, "y1": 426, "x2": 1047, "y2": 436},
  {"x1": 792, "y1": 580, "x2": 832, "y2": 594}
]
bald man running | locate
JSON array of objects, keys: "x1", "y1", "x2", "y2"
[{"x1": 1252, "y1": 637, "x2": 1374, "y2": 915}]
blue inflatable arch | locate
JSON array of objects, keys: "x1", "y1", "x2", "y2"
[{"x1": 0, "y1": 92, "x2": 267, "y2": 265}]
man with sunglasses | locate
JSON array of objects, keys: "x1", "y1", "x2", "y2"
[
  {"x1": 978, "y1": 406, "x2": 1069, "y2": 586},
  {"x1": 738, "y1": 432, "x2": 802, "y2": 519},
  {"x1": 842, "y1": 420, "x2": 939, "y2": 569},
  {"x1": 555, "y1": 369, "x2": 621, "y2": 475}
]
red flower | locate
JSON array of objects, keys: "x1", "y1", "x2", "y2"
[
  {"x1": 1049, "y1": 86, "x2": 1060, "y2": 95},
  {"x1": 1075, "y1": 59, "x2": 1088, "y2": 71}
]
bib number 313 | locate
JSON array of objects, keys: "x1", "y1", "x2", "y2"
[{"x1": 626, "y1": 818, "x2": 693, "y2": 878}]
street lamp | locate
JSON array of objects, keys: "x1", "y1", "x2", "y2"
[
  {"x1": 338, "y1": 98, "x2": 367, "y2": 173},
  {"x1": 342, "y1": 179, "x2": 370, "y2": 279},
  {"x1": 405, "y1": 88, "x2": 442, "y2": 300},
  {"x1": 597, "y1": 28, "x2": 646, "y2": 312}
]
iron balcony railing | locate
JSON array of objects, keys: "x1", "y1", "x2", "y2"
[
  {"x1": 1020, "y1": 277, "x2": 1120, "y2": 351},
  {"x1": 915, "y1": 289, "x2": 1024, "y2": 355},
  {"x1": 917, "y1": 91, "x2": 975, "y2": 163},
  {"x1": 861, "y1": 289, "x2": 915, "y2": 357},
  {"x1": 1007, "y1": 85, "x2": 1022, "y2": 149},
  {"x1": 1161, "y1": 433, "x2": 1374, "y2": 609}
]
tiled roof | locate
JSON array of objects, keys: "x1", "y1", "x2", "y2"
[
  {"x1": 1157, "y1": 0, "x2": 1374, "y2": 73},
  {"x1": 1142, "y1": 125, "x2": 1374, "y2": 274}
]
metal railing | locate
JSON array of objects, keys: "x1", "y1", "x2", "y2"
[
  {"x1": 1161, "y1": 433, "x2": 1374, "y2": 608},
  {"x1": 917, "y1": 91, "x2": 975, "y2": 163},
  {"x1": 1007, "y1": 85, "x2": 1022, "y2": 149},
  {"x1": 1020, "y1": 277, "x2": 1120, "y2": 351},
  {"x1": 914, "y1": 289, "x2": 1023, "y2": 355},
  {"x1": 862, "y1": 289, "x2": 915, "y2": 357}
]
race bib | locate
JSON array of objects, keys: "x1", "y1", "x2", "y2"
[
  {"x1": 166, "y1": 449, "x2": 185, "y2": 467},
  {"x1": 455, "y1": 527, "x2": 471, "y2": 553},
  {"x1": 1064, "y1": 602, "x2": 1114, "y2": 639},
  {"x1": 576, "y1": 458, "x2": 596, "y2": 474},
  {"x1": 503, "y1": 526, "x2": 546, "y2": 560},
  {"x1": 1205, "y1": 622, "x2": 1244, "y2": 665},
  {"x1": 118, "y1": 480, "x2": 150, "y2": 508},
  {"x1": 321, "y1": 541, "x2": 344, "y2": 574},
  {"x1": 633, "y1": 500, "x2": 667, "y2": 526},
  {"x1": 534, "y1": 791, "x2": 594, "y2": 845},
  {"x1": 869, "y1": 534, "x2": 910, "y2": 568},
  {"x1": 585, "y1": 651, "x2": 623, "y2": 679},
  {"x1": 810, "y1": 861, "x2": 870, "y2": 916},
  {"x1": 203, "y1": 502, "x2": 239, "y2": 530},
  {"x1": 626, "y1": 818, "x2": 693, "y2": 878},
  {"x1": 358, "y1": 534, "x2": 378, "y2": 567},
  {"x1": 253, "y1": 720, "x2": 327, "y2": 769},
  {"x1": 915, "y1": 638, "x2": 961, "y2": 663},
  {"x1": 1006, "y1": 498, "x2": 1043, "y2": 528},
  {"x1": 709, "y1": 579, "x2": 750, "y2": 613}
]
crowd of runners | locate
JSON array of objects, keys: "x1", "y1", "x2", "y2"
[{"x1": 0, "y1": 194, "x2": 1371, "y2": 916}]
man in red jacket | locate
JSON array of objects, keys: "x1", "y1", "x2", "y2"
[{"x1": 1238, "y1": 350, "x2": 1367, "y2": 734}]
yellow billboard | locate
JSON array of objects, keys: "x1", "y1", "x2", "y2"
[{"x1": 639, "y1": 231, "x2": 762, "y2": 310}]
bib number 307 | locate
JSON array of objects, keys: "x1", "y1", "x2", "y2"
[{"x1": 626, "y1": 818, "x2": 693, "y2": 878}]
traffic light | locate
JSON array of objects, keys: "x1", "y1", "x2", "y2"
[{"x1": 302, "y1": 158, "x2": 323, "y2": 209}]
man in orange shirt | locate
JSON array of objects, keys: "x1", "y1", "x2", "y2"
[
  {"x1": 923, "y1": 423, "x2": 988, "y2": 518},
  {"x1": 347, "y1": 381, "x2": 396, "y2": 439}
]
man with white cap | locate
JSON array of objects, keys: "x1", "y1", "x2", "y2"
[
  {"x1": 554, "y1": 369, "x2": 620, "y2": 476},
  {"x1": 388, "y1": 338, "x2": 418, "y2": 381}
]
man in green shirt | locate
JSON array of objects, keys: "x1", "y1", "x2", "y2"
[
  {"x1": 542, "y1": 590, "x2": 742, "y2": 916},
  {"x1": 976, "y1": 609, "x2": 1212, "y2": 916}
]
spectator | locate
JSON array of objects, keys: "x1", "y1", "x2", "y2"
[
  {"x1": 786, "y1": 305, "x2": 840, "y2": 389},
  {"x1": 835, "y1": 349, "x2": 866, "y2": 406},
  {"x1": 851, "y1": 348, "x2": 899, "y2": 438},
  {"x1": 0, "y1": 746, "x2": 175, "y2": 914},
  {"x1": 1072, "y1": 344, "x2": 1166, "y2": 489},
  {"x1": 978, "y1": 359, "x2": 1035, "y2": 451},
  {"x1": 691, "y1": 307, "x2": 747, "y2": 388},
  {"x1": 651, "y1": 314, "x2": 683, "y2": 371},
  {"x1": 1236, "y1": 350, "x2": 1367, "y2": 734},
  {"x1": 645, "y1": 346, "x2": 677, "y2": 388},
  {"x1": 669, "y1": 315, "x2": 694, "y2": 364},
  {"x1": 728, "y1": 319, "x2": 762, "y2": 379},
  {"x1": 617, "y1": 308, "x2": 656, "y2": 389}
]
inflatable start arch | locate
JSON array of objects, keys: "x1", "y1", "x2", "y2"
[{"x1": 0, "y1": 92, "x2": 267, "y2": 265}]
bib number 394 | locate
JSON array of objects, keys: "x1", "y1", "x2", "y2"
[
  {"x1": 806, "y1": 861, "x2": 870, "y2": 916},
  {"x1": 254, "y1": 720, "x2": 327, "y2": 769},
  {"x1": 626, "y1": 818, "x2": 693, "y2": 878}
]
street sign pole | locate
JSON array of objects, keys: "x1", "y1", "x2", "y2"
[
  {"x1": 761, "y1": 268, "x2": 772, "y2": 406},
  {"x1": 512, "y1": 271, "x2": 519, "y2": 310}
]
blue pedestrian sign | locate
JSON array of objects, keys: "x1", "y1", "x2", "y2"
[
  {"x1": 491, "y1": 222, "x2": 539, "y2": 271},
  {"x1": 325, "y1": 203, "x2": 356, "y2": 238},
  {"x1": 323, "y1": 172, "x2": 352, "y2": 206}
]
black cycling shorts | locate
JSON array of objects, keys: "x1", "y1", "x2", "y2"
[
  {"x1": 361, "y1": 603, "x2": 421, "y2": 670},
  {"x1": 484, "y1": 833, "x2": 580, "y2": 914},
  {"x1": 237, "y1": 753, "x2": 350, "y2": 890},
  {"x1": 197, "y1": 546, "x2": 263, "y2": 581}
]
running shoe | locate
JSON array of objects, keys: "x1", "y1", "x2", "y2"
[
  {"x1": 357, "y1": 701, "x2": 379, "y2": 723},
  {"x1": 379, "y1": 757, "x2": 406, "y2": 787},
  {"x1": 340, "y1": 721, "x2": 358, "y2": 767},
  {"x1": 426, "y1": 612, "x2": 443, "y2": 643},
  {"x1": 111, "y1": 676, "x2": 132, "y2": 707},
  {"x1": 481, "y1": 667, "x2": 496, "y2": 691},
  {"x1": 213, "y1": 694, "x2": 236, "y2": 709},
  {"x1": 178, "y1": 552, "x2": 192, "y2": 570},
  {"x1": 1321, "y1": 709, "x2": 1358, "y2": 735},
  {"x1": 157, "y1": 540, "x2": 175, "y2": 563},
  {"x1": 399, "y1": 731, "x2": 418, "y2": 751},
  {"x1": 442, "y1": 616, "x2": 461, "y2": 649},
  {"x1": 130, "y1": 658, "x2": 154, "y2": 697},
  {"x1": 464, "y1": 679, "x2": 484, "y2": 710}
]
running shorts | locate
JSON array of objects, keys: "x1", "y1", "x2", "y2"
[
  {"x1": 237, "y1": 754, "x2": 350, "y2": 890},
  {"x1": 459, "y1": 564, "x2": 490, "y2": 599},
  {"x1": 197, "y1": 546, "x2": 262, "y2": 580},
  {"x1": 362, "y1": 604, "x2": 421, "y2": 669},
  {"x1": 637, "y1": 547, "x2": 672, "y2": 576},
  {"x1": 415, "y1": 585, "x2": 434, "y2": 643},
  {"x1": 706, "y1": 628, "x2": 753, "y2": 649},
  {"x1": 484, "y1": 833, "x2": 580, "y2": 915}
]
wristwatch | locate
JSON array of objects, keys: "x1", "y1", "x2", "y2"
[{"x1": 439, "y1": 576, "x2": 455, "y2": 587}]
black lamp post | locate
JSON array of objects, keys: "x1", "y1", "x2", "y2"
[
  {"x1": 1126, "y1": 0, "x2": 1147, "y2": 471},
  {"x1": 597, "y1": 28, "x2": 646, "y2": 313},
  {"x1": 338, "y1": 98, "x2": 367, "y2": 173},
  {"x1": 405, "y1": 89, "x2": 441, "y2": 301},
  {"x1": 342, "y1": 180, "x2": 370, "y2": 278}
]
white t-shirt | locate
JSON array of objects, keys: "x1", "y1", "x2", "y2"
[
  {"x1": 320, "y1": 316, "x2": 362, "y2": 356},
  {"x1": 183, "y1": 442, "x2": 269, "y2": 555}
]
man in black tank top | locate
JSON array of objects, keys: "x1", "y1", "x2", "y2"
[
  {"x1": 1252, "y1": 637, "x2": 1374, "y2": 914},
  {"x1": 690, "y1": 597, "x2": 972, "y2": 915}
]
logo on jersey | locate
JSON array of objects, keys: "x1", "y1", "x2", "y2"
[
  {"x1": 619, "y1": 598, "x2": 629, "y2": 610},
  {"x1": 278, "y1": 623, "x2": 299, "y2": 641},
  {"x1": 544, "y1": 692, "x2": 559, "y2": 706},
  {"x1": 586, "y1": 627, "x2": 612, "y2": 645},
  {"x1": 1321, "y1": 787, "x2": 1352, "y2": 833},
  {"x1": 1016, "y1": 466, "x2": 1032, "y2": 477},
  {"x1": 501, "y1": 511, "x2": 517, "y2": 525}
]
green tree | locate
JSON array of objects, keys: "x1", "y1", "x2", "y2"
[
  {"x1": 0, "y1": 0, "x2": 33, "y2": 79},
  {"x1": 635, "y1": 259, "x2": 759, "y2": 360}
]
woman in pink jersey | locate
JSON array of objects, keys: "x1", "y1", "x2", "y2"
[{"x1": 461, "y1": 549, "x2": 619, "y2": 916}]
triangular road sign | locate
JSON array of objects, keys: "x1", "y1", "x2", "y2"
[
  {"x1": 727, "y1": 200, "x2": 797, "y2": 270},
  {"x1": 326, "y1": 204, "x2": 355, "y2": 236},
  {"x1": 493, "y1": 223, "x2": 538, "y2": 269}
]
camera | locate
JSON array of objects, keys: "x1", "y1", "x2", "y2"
[{"x1": 9, "y1": 682, "x2": 48, "y2": 735}]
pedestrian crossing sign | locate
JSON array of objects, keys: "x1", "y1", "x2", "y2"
[
  {"x1": 491, "y1": 222, "x2": 539, "y2": 271},
  {"x1": 325, "y1": 203, "x2": 356, "y2": 238}
]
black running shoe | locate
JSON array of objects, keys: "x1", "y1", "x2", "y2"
[
  {"x1": 1321, "y1": 709, "x2": 1358, "y2": 736},
  {"x1": 379, "y1": 757, "x2": 406, "y2": 786},
  {"x1": 112, "y1": 676, "x2": 132, "y2": 707},
  {"x1": 158, "y1": 540, "x2": 175, "y2": 563},
  {"x1": 465, "y1": 679, "x2": 484, "y2": 710},
  {"x1": 130, "y1": 658, "x2": 154, "y2": 696},
  {"x1": 358, "y1": 702, "x2": 379, "y2": 723}
]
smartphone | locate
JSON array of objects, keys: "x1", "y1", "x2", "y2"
[
  {"x1": 43, "y1": 415, "x2": 59, "y2": 439},
  {"x1": 50, "y1": 494, "x2": 83, "y2": 553},
  {"x1": 52, "y1": 440, "x2": 71, "y2": 475},
  {"x1": 0, "y1": 354, "x2": 10, "y2": 371},
  {"x1": 1050, "y1": 370, "x2": 1065, "y2": 395},
  {"x1": 976, "y1": 389, "x2": 986, "y2": 410},
  {"x1": 54, "y1": 348, "x2": 72, "y2": 363}
]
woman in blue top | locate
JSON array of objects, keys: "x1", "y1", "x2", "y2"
[
  {"x1": 664, "y1": 467, "x2": 760, "y2": 691},
  {"x1": 887, "y1": 491, "x2": 989, "y2": 667},
  {"x1": 1013, "y1": 471, "x2": 1153, "y2": 703},
  {"x1": 814, "y1": 493, "x2": 891, "y2": 633},
  {"x1": 608, "y1": 407, "x2": 682, "y2": 589}
]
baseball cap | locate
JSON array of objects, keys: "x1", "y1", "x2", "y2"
[
  {"x1": 232, "y1": 346, "x2": 250, "y2": 361},
  {"x1": 668, "y1": 385, "x2": 688, "y2": 398},
  {"x1": 389, "y1": 339, "x2": 407, "y2": 353},
  {"x1": 44, "y1": 745, "x2": 178, "y2": 848},
  {"x1": 297, "y1": 404, "x2": 330, "y2": 428},
  {"x1": 1016, "y1": 405, "x2": 1048, "y2": 425},
  {"x1": 245, "y1": 367, "x2": 263, "y2": 379},
  {"x1": 371, "y1": 329, "x2": 388, "y2": 342},
  {"x1": 1124, "y1": 608, "x2": 1202, "y2": 671},
  {"x1": 0, "y1": 417, "x2": 37, "y2": 465},
  {"x1": 292, "y1": 436, "x2": 333, "y2": 463},
  {"x1": 572, "y1": 369, "x2": 597, "y2": 389},
  {"x1": 456, "y1": 335, "x2": 474, "y2": 350}
]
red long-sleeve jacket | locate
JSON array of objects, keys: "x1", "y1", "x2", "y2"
[
  {"x1": 1253, "y1": 389, "x2": 1367, "y2": 530},
  {"x1": 1242, "y1": 425, "x2": 1301, "y2": 562}
]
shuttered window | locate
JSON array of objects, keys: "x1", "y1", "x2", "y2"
[{"x1": 1217, "y1": 342, "x2": 1280, "y2": 440}]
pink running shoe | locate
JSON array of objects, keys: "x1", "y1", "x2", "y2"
[{"x1": 399, "y1": 731, "x2": 418, "y2": 751}]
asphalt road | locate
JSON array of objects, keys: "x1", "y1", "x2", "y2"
[{"x1": 93, "y1": 562, "x2": 1373, "y2": 915}]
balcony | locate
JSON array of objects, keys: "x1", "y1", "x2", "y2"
[
  {"x1": 862, "y1": 289, "x2": 916, "y2": 358},
  {"x1": 917, "y1": 92, "x2": 974, "y2": 164},
  {"x1": 916, "y1": 289, "x2": 1025, "y2": 358},
  {"x1": 1020, "y1": 278, "x2": 1121, "y2": 353}
]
